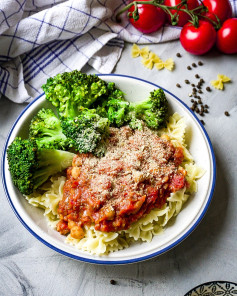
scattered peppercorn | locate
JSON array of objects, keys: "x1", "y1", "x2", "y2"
[
  {"x1": 192, "y1": 63, "x2": 197, "y2": 68},
  {"x1": 200, "y1": 78, "x2": 204, "y2": 83},
  {"x1": 185, "y1": 79, "x2": 190, "y2": 84},
  {"x1": 198, "y1": 61, "x2": 203, "y2": 66},
  {"x1": 197, "y1": 85, "x2": 201, "y2": 89},
  {"x1": 192, "y1": 88, "x2": 197, "y2": 92},
  {"x1": 176, "y1": 83, "x2": 181, "y2": 88},
  {"x1": 187, "y1": 66, "x2": 192, "y2": 70},
  {"x1": 196, "y1": 108, "x2": 200, "y2": 113},
  {"x1": 176, "y1": 53, "x2": 182, "y2": 57},
  {"x1": 200, "y1": 120, "x2": 205, "y2": 125},
  {"x1": 191, "y1": 83, "x2": 195, "y2": 87},
  {"x1": 195, "y1": 74, "x2": 200, "y2": 79},
  {"x1": 224, "y1": 111, "x2": 230, "y2": 116},
  {"x1": 198, "y1": 99, "x2": 202, "y2": 104},
  {"x1": 191, "y1": 99, "x2": 194, "y2": 103},
  {"x1": 110, "y1": 280, "x2": 116, "y2": 285},
  {"x1": 204, "y1": 104, "x2": 209, "y2": 108},
  {"x1": 188, "y1": 93, "x2": 192, "y2": 97},
  {"x1": 200, "y1": 112, "x2": 204, "y2": 117},
  {"x1": 204, "y1": 109, "x2": 208, "y2": 113},
  {"x1": 206, "y1": 87, "x2": 211, "y2": 92},
  {"x1": 198, "y1": 89, "x2": 203, "y2": 94}
]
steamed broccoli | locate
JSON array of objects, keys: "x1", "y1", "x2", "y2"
[
  {"x1": 61, "y1": 108, "x2": 109, "y2": 156},
  {"x1": 95, "y1": 88, "x2": 168, "y2": 130},
  {"x1": 42, "y1": 71, "x2": 111, "y2": 118},
  {"x1": 7, "y1": 138, "x2": 75, "y2": 195},
  {"x1": 29, "y1": 108, "x2": 69, "y2": 150},
  {"x1": 96, "y1": 98, "x2": 129, "y2": 127},
  {"x1": 127, "y1": 88, "x2": 168, "y2": 129}
]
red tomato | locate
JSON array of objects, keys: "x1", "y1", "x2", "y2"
[
  {"x1": 217, "y1": 18, "x2": 237, "y2": 54},
  {"x1": 180, "y1": 20, "x2": 216, "y2": 55},
  {"x1": 128, "y1": 0, "x2": 166, "y2": 33},
  {"x1": 164, "y1": 0, "x2": 200, "y2": 27},
  {"x1": 202, "y1": 0, "x2": 232, "y2": 23}
]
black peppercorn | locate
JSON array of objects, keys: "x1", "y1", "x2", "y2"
[
  {"x1": 224, "y1": 111, "x2": 230, "y2": 116},
  {"x1": 198, "y1": 61, "x2": 203, "y2": 66},
  {"x1": 176, "y1": 53, "x2": 182, "y2": 57},
  {"x1": 110, "y1": 280, "x2": 116, "y2": 285},
  {"x1": 206, "y1": 87, "x2": 211, "y2": 92},
  {"x1": 187, "y1": 66, "x2": 192, "y2": 70},
  {"x1": 176, "y1": 83, "x2": 181, "y2": 88}
]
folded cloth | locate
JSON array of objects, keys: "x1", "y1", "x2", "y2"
[{"x1": 0, "y1": 0, "x2": 236, "y2": 103}]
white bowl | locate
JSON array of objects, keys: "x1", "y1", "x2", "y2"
[{"x1": 2, "y1": 74, "x2": 216, "y2": 264}]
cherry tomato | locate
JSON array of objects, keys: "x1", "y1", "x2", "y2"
[
  {"x1": 216, "y1": 18, "x2": 237, "y2": 54},
  {"x1": 128, "y1": 0, "x2": 166, "y2": 34},
  {"x1": 180, "y1": 20, "x2": 216, "y2": 55},
  {"x1": 202, "y1": 0, "x2": 232, "y2": 23},
  {"x1": 164, "y1": 0, "x2": 200, "y2": 27}
]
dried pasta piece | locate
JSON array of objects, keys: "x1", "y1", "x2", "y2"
[
  {"x1": 211, "y1": 74, "x2": 231, "y2": 90},
  {"x1": 131, "y1": 44, "x2": 149, "y2": 59},
  {"x1": 149, "y1": 52, "x2": 162, "y2": 63},
  {"x1": 155, "y1": 58, "x2": 174, "y2": 71},
  {"x1": 217, "y1": 74, "x2": 231, "y2": 83},
  {"x1": 141, "y1": 52, "x2": 162, "y2": 69},
  {"x1": 141, "y1": 56, "x2": 154, "y2": 69}
]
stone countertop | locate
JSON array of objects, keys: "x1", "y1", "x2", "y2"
[{"x1": 0, "y1": 41, "x2": 237, "y2": 296}]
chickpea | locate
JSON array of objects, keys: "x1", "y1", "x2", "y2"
[
  {"x1": 70, "y1": 226, "x2": 85, "y2": 240},
  {"x1": 178, "y1": 166, "x2": 187, "y2": 176},
  {"x1": 71, "y1": 167, "x2": 81, "y2": 179},
  {"x1": 161, "y1": 134, "x2": 170, "y2": 141},
  {"x1": 68, "y1": 220, "x2": 77, "y2": 229}
]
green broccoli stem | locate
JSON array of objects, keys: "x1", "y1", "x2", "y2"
[{"x1": 33, "y1": 149, "x2": 74, "y2": 188}]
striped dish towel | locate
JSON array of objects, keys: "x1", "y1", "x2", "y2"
[{"x1": 0, "y1": 0, "x2": 236, "y2": 103}]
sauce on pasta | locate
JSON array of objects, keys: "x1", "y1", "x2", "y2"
[{"x1": 57, "y1": 126, "x2": 187, "y2": 238}]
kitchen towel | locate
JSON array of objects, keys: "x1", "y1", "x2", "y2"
[{"x1": 0, "y1": 0, "x2": 236, "y2": 103}]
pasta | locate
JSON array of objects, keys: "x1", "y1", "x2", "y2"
[{"x1": 26, "y1": 113, "x2": 205, "y2": 255}]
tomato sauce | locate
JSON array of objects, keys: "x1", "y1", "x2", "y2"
[{"x1": 57, "y1": 126, "x2": 187, "y2": 237}]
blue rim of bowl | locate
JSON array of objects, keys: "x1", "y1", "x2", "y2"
[
  {"x1": 1, "y1": 74, "x2": 216, "y2": 265},
  {"x1": 184, "y1": 281, "x2": 237, "y2": 295}
]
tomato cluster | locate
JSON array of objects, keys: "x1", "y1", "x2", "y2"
[{"x1": 126, "y1": 0, "x2": 237, "y2": 55}]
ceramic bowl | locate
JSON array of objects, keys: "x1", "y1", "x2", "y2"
[{"x1": 2, "y1": 74, "x2": 216, "y2": 264}]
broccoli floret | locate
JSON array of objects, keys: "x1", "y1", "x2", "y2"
[
  {"x1": 42, "y1": 71, "x2": 110, "y2": 118},
  {"x1": 96, "y1": 98, "x2": 130, "y2": 127},
  {"x1": 106, "y1": 82, "x2": 125, "y2": 101},
  {"x1": 29, "y1": 108, "x2": 69, "y2": 150},
  {"x1": 61, "y1": 108, "x2": 109, "y2": 156},
  {"x1": 7, "y1": 138, "x2": 75, "y2": 195},
  {"x1": 128, "y1": 88, "x2": 168, "y2": 129}
]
